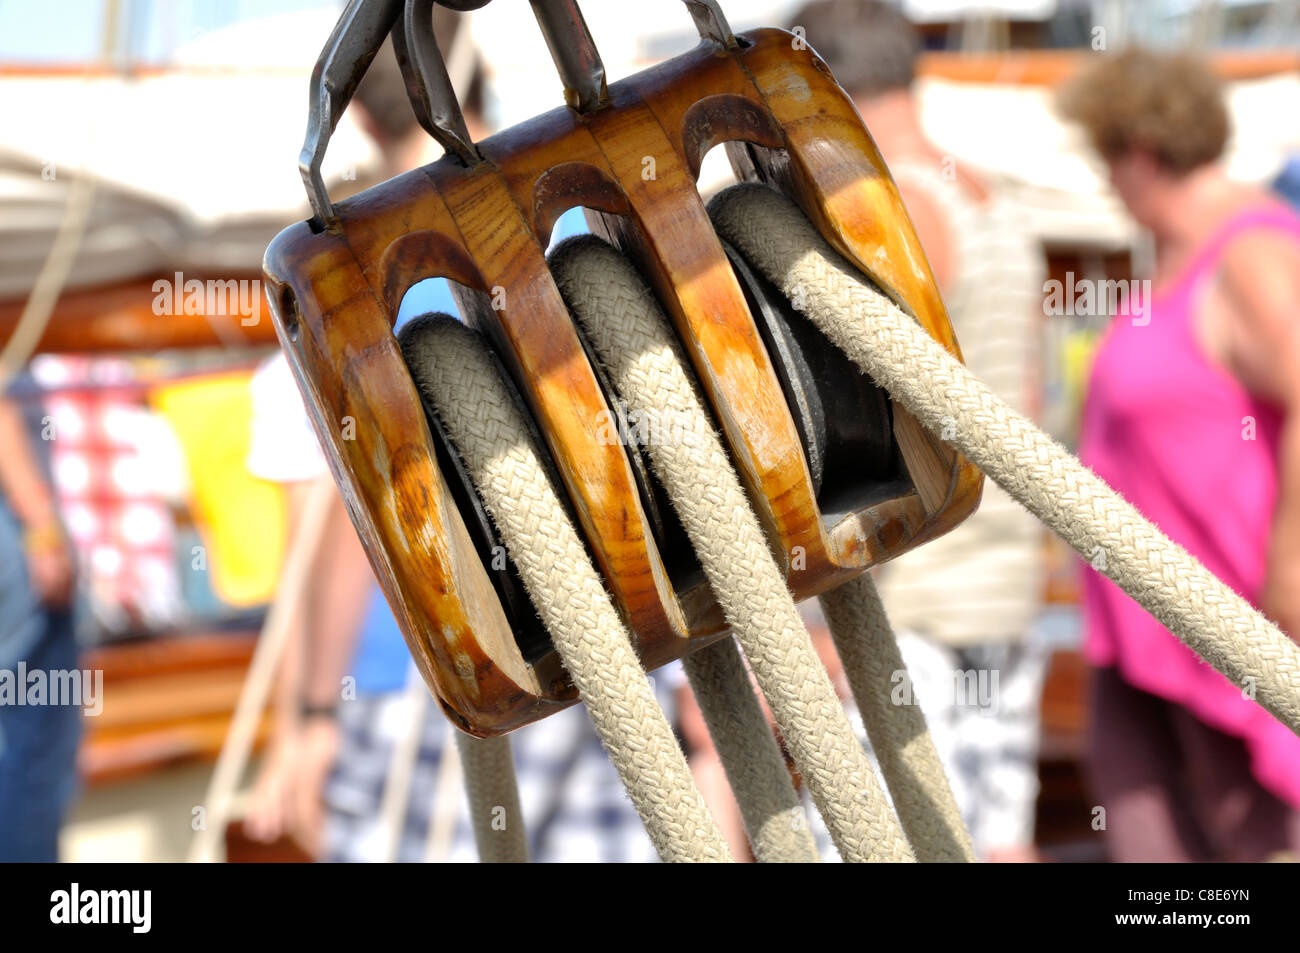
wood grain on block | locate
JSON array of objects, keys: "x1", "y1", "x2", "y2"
[{"x1": 261, "y1": 27, "x2": 981, "y2": 734}]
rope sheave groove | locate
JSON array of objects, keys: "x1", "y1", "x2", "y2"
[
  {"x1": 710, "y1": 181, "x2": 1300, "y2": 738},
  {"x1": 400, "y1": 316, "x2": 733, "y2": 863},
  {"x1": 551, "y1": 235, "x2": 913, "y2": 864}
]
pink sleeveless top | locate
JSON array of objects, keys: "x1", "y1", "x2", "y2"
[{"x1": 1080, "y1": 204, "x2": 1300, "y2": 809}]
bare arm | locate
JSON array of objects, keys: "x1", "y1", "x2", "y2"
[
  {"x1": 296, "y1": 479, "x2": 374, "y2": 712},
  {"x1": 0, "y1": 396, "x2": 58, "y2": 529},
  {"x1": 0, "y1": 395, "x2": 73, "y2": 606},
  {"x1": 246, "y1": 475, "x2": 373, "y2": 851},
  {"x1": 1217, "y1": 231, "x2": 1300, "y2": 638},
  {"x1": 1267, "y1": 416, "x2": 1300, "y2": 639}
]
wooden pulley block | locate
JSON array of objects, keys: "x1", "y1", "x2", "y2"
[{"x1": 262, "y1": 0, "x2": 982, "y2": 736}]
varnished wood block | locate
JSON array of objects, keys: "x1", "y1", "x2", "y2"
[{"x1": 263, "y1": 27, "x2": 981, "y2": 735}]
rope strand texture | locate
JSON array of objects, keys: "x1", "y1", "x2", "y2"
[
  {"x1": 711, "y1": 182, "x2": 1300, "y2": 737},
  {"x1": 400, "y1": 316, "x2": 733, "y2": 863},
  {"x1": 551, "y1": 236, "x2": 912, "y2": 863},
  {"x1": 820, "y1": 574, "x2": 974, "y2": 862},
  {"x1": 454, "y1": 732, "x2": 529, "y2": 863},
  {"x1": 678, "y1": 640, "x2": 820, "y2": 862}
]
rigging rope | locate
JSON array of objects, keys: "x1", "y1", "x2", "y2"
[
  {"x1": 551, "y1": 235, "x2": 914, "y2": 862},
  {"x1": 401, "y1": 316, "x2": 734, "y2": 863},
  {"x1": 820, "y1": 574, "x2": 973, "y2": 862},
  {"x1": 711, "y1": 182, "x2": 1300, "y2": 738},
  {"x1": 379, "y1": 180, "x2": 1300, "y2": 865},
  {"x1": 453, "y1": 732, "x2": 529, "y2": 862},
  {"x1": 677, "y1": 640, "x2": 821, "y2": 862}
]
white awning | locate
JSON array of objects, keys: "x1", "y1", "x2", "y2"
[{"x1": 0, "y1": 7, "x2": 380, "y2": 300}]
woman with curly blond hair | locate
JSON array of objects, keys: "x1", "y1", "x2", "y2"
[{"x1": 1062, "y1": 49, "x2": 1300, "y2": 861}]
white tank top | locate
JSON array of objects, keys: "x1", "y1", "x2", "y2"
[{"x1": 873, "y1": 159, "x2": 1045, "y2": 645}]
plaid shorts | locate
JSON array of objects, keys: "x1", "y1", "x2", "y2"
[
  {"x1": 322, "y1": 670, "x2": 674, "y2": 863},
  {"x1": 889, "y1": 631, "x2": 1049, "y2": 853}
]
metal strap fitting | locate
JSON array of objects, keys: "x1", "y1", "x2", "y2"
[{"x1": 299, "y1": 0, "x2": 737, "y2": 224}]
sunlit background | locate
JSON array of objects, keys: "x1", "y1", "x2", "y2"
[{"x1": 2, "y1": 0, "x2": 1298, "y2": 861}]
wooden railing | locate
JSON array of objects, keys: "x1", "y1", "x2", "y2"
[{"x1": 79, "y1": 631, "x2": 267, "y2": 786}]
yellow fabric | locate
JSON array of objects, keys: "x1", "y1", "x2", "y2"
[
  {"x1": 1062, "y1": 328, "x2": 1101, "y2": 429},
  {"x1": 152, "y1": 372, "x2": 285, "y2": 606}
]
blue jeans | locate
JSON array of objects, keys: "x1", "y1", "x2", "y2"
[{"x1": 0, "y1": 502, "x2": 82, "y2": 862}]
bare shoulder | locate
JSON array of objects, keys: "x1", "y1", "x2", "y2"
[
  {"x1": 1216, "y1": 201, "x2": 1300, "y2": 402},
  {"x1": 1219, "y1": 205, "x2": 1300, "y2": 327},
  {"x1": 1224, "y1": 218, "x2": 1300, "y2": 268}
]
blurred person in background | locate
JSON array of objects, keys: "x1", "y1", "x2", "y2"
[
  {"x1": 240, "y1": 360, "x2": 373, "y2": 858},
  {"x1": 1061, "y1": 49, "x2": 1300, "y2": 861},
  {"x1": 789, "y1": 0, "x2": 1047, "y2": 861},
  {"x1": 1275, "y1": 156, "x2": 1300, "y2": 214},
  {"x1": 678, "y1": 603, "x2": 866, "y2": 861},
  {"x1": 0, "y1": 387, "x2": 80, "y2": 860},
  {"x1": 243, "y1": 33, "x2": 661, "y2": 862}
]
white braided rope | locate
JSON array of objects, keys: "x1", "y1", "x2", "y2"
[
  {"x1": 400, "y1": 316, "x2": 733, "y2": 863},
  {"x1": 551, "y1": 236, "x2": 913, "y2": 863},
  {"x1": 678, "y1": 640, "x2": 820, "y2": 862},
  {"x1": 711, "y1": 182, "x2": 1300, "y2": 737},
  {"x1": 819, "y1": 574, "x2": 974, "y2": 862},
  {"x1": 453, "y1": 732, "x2": 529, "y2": 863}
]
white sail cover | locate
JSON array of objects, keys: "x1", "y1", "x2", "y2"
[{"x1": 0, "y1": 7, "x2": 380, "y2": 300}]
